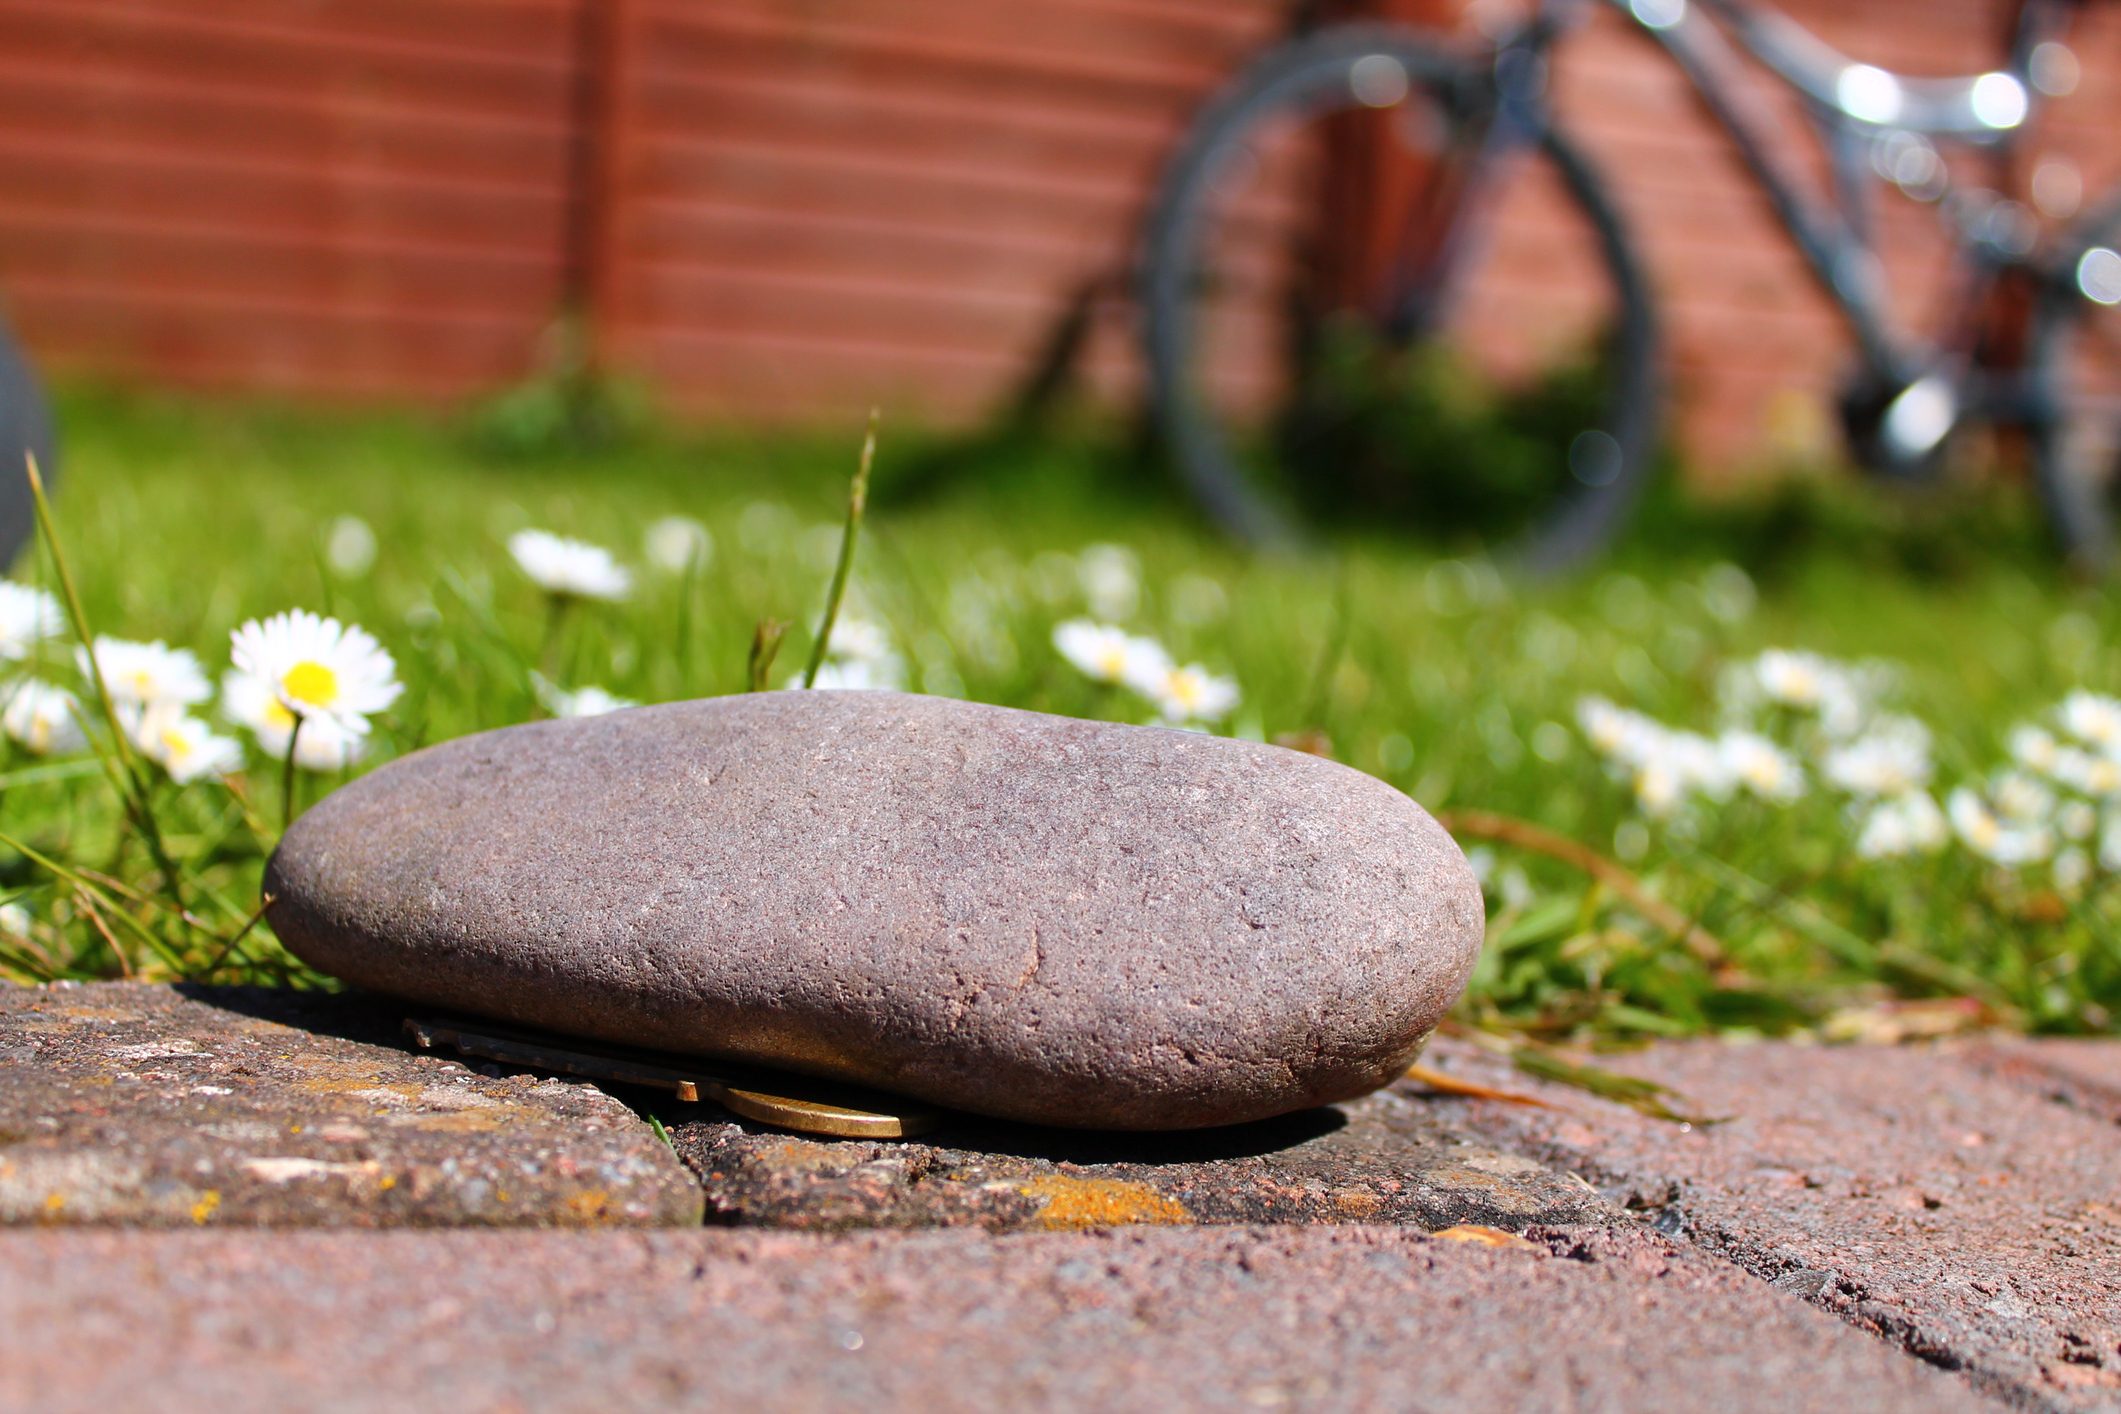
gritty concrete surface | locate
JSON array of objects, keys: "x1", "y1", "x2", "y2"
[
  {"x1": 0, "y1": 1224, "x2": 1999, "y2": 1414},
  {"x1": 267, "y1": 690, "x2": 1483, "y2": 1129},
  {"x1": 0, "y1": 982, "x2": 702, "y2": 1227},
  {"x1": 669, "y1": 1083, "x2": 1607, "y2": 1232},
  {"x1": 1428, "y1": 1036, "x2": 2121, "y2": 1411}
]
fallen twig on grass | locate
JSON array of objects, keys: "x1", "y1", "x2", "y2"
[
  {"x1": 1404, "y1": 1061, "x2": 1553, "y2": 1108},
  {"x1": 1437, "y1": 807, "x2": 1731, "y2": 968}
]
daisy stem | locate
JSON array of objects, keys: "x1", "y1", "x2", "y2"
[
  {"x1": 802, "y1": 410, "x2": 877, "y2": 690},
  {"x1": 193, "y1": 891, "x2": 275, "y2": 983},
  {"x1": 281, "y1": 717, "x2": 304, "y2": 832},
  {"x1": 538, "y1": 594, "x2": 571, "y2": 682}
]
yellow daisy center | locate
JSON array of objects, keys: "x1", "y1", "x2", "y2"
[
  {"x1": 1167, "y1": 672, "x2": 1202, "y2": 708},
  {"x1": 1094, "y1": 646, "x2": 1127, "y2": 678},
  {"x1": 159, "y1": 726, "x2": 192, "y2": 763},
  {"x1": 283, "y1": 660, "x2": 339, "y2": 709}
]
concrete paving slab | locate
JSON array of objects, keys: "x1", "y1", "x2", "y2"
[
  {"x1": 1963, "y1": 1039, "x2": 2121, "y2": 1125},
  {"x1": 1426, "y1": 1037, "x2": 2121, "y2": 1411},
  {"x1": 668, "y1": 1083, "x2": 1609, "y2": 1232},
  {"x1": 0, "y1": 982, "x2": 702, "y2": 1227},
  {"x1": 0, "y1": 1224, "x2": 1999, "y2": 1414}
]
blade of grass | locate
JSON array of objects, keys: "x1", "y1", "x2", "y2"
[
  {"x1": 193, "y1": 892, "x2": 276, "y2": 982},
  {"x1": 0, "y1": 826, "x2": 190, "y2": 974},
  {"x1": 0, "y1": 934, "x2": 56, "y2": 981},
  {"x1": 0, "y1": 758, "x2": 105, "y2": 790},
  {"x1": 747, "y1": 619, "x2": 787, "y2": 692},
  {"x1": 1686, "y1": 850, "x2": 1878, "y2": 971},
  {"x1": 801, "y1": 411, "x2": 878, "y2": 688},
  {"x1": 71, "y1": 885, "x2": 133, "y2": 978},
  {"x1": 24, "y1": 453, "x2": 186, "y2": 899}
]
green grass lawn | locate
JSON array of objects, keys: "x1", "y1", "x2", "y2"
[{"x1": 4, "y1": 385, "x2": 2118, "y2": 1049}]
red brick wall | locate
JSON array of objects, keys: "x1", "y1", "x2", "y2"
[
  {"x1": 0, "y1": 0, "x2": 581, "y2": 399},
  {"x1": 0, "y1": 0, "x2": 2113, "y2": 475}
]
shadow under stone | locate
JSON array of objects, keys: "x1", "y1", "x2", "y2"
[
  {"x1": 170, "y1": 982, "x2": 411, "y2": 1049},
  {"x1": 917, "y1": 1105, "x2": 1350, "y2": 1166}
]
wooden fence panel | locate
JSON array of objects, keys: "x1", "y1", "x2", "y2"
[{"x1": 0, "y1": 0, "x2": 579, "y2": 399}]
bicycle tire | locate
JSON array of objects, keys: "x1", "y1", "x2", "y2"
[
  {"x1": 2029, "y1": 194, "x2": 2121, "y2": 576},
  {"x1": 1140, "y1": 24, "x2": 1660, "y2": 572}
]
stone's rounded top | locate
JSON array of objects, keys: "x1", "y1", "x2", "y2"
[{"x1": 266, "y1": 691, "x2": 1483, "y2": 1130}]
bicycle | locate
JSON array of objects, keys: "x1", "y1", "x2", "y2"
[
  {"x1": 0, "y1": 316, "x2": 54, "y2": 566},
  {"x1": 1140, "y1": 0, "x2": 2121, "y2": 572}
]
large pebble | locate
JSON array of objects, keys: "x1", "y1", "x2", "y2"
[{"x1": 266, "y1": 692, "x2": 1483, "y2": 1130}]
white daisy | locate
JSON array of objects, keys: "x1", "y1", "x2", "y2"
[
  {"x1": 1718, "y1": 730, "x2": 1805, "y2": 802},
  {"x1": 128, "y1": 703, "x2": 242, "y2": 785},
  {"x1": 1668, "y1": 731, "x2": 1737, "y2": 799},
  {"x1": 0, "y1": 902, "x2": 29, "y2": 938},
  {"x1": 1753, "y1": 649, "x2": 1830, "y2": 707},
  {"x1": 2, "y1": 680, "x2": 85, "y2": 756},
  {"x1": 2009, "y1": 724, "x2": 2062, "y2": 773},
  {"x1": 2060, "y1": 690, "x2": 2121, "y2": 752},
  {"x1": 324, "y1": 515, "x2": 378, "y2": 577},
  {"x1": 509, "y1": 529, "x2": 631, "y2": 602},
  {"x1": 1575, "y1": 696, "x2": 1666, "y2": 768},
  {"x1": 1734, "y1": 649, "x2": 1867, "y2": 737},
  {"x1": 223, "y1": 671, "x2": 368, "y2": 772},
  {"x1": 1821, "y1": 717, "x2": 1931, "y2": 796},
  {"x1": 79, "y1": 637, "x2": 211, "y2": 708},
  {"x1": 1634, "y1": 760, "x2": 1685, "y2": 817},
  {"x1": 220, "y1": 667, "x2": 297, "y2": 742},
  {"x1": 1854, "y1": 791, "x2": 1948, "y2": 859},
  {"x1": 1991, "y1": 769, "x2": 2055, "y2": 824},
  {"x1": 1949, "y1": 786, "x2": 2053, "y2": 865},
  {"x1": 544, "y1": 683, "x2": 636, "y2": 718},
  {"x1": 2050, "y1": 746, "x2": 2121, "y2": 797},
  {"x1": 0, "y1": 583, "x2": 61, "y2": 661},
  {"x1": 2099, "y1": 809, "x2": 2121, "y2": 872},
  {"x1": 1133, "y1": 661, "x2": 1240, "y2": 724},
  {"x1": 2055, "y1": 847, "x2": 2093, "y2": 895},
  {"x1": 1054, "y1": 620, "x2": 1170, "y2": 688},
  {"x1": 790, "y1": 657, "x2": 905, "y2": 692},
  {"x1": 283, "y1": 713, "x2": 366, "y2": 772},
  {"x1": 227, "y1": 610, "x2": 401, "y2": 736},
  {"x1": 1076, "y1": 544, "x2": 1140, "y2": 621},
  {"x1": 643, "y1": 516, "x2": 713, "y2": 575},
  {"x1": 822, "y1": 616, "x2": 894, "y2": 665}
]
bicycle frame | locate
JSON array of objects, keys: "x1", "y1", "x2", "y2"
[{"x1": 1496, "y1": 0, "x2": 2075, "y2": 407}]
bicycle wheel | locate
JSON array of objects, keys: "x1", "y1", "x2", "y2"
[
  {"x1": 1141, "y1": 25, "x2": 1659, "y2": 571},
  {"x1": 2030, "y1": 197, "x2": 2121, "y2": 575}
]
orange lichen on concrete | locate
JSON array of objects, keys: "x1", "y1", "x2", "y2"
[
  {"x1": 1020, "y1": 1174, "x2": 1191, "y2": 1230},
  {"x1": 1429, "y1": 1224, "x2": 1539, "y2": 1250},
  {"x1": 564, "y1": 1190, "x2": 613, "y2": 1224}
]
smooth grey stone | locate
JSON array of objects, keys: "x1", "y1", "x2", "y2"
[{"x1": 266, "y1": 692, "x2": 1483, "y2": 1130}]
